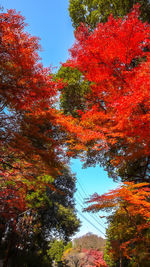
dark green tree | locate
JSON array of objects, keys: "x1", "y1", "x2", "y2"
[
  {"x1": 69, "y1": 0, "x2": 150, "y2": 29},
  {"x1": 0, "y1": 167, "x2": 80, "y2": 266},
  {"x1": 56, "y1": 66, "x2": 89, "y2": 118},
  {"x1": 38, "y1": 167, "x2": 80, "y2": 242},
  {"x1": 47, "y1": 240, "x2": 65, "y2": 264}
]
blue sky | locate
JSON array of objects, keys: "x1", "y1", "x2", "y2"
[
  {"x1": 71, "y1": 160, "x2": 118, "y2": 238},
  {"x1": 2, "y1": 0, "x2": 118, "y2": 239},
  {"x1": 2, "y1": 0, "x2": 74, "y2": 68}
]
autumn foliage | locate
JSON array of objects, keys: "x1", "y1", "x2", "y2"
[
  {"x1": 0, "y1": 10, "x2": 79, "y2": 265},
  {"x1": 0, "y1": 9, "x2": 60, "y2": 111},
  {"x1": 1, "y1": 11, "x2": 44, "y2": 224},
  {"x1": 81, "y1": 248, "x2": 107, "y2": 266},
  {"x1": 86, "y1": 182, "x2": 150, "y2": 262},
  {"x1": 86, "y1": 182, "x2": 150, "y2": 234},
  {"x1": 1, "y1": 4, "x2": 150, "y2": 266},
  {"x1": 60, "y1": 5, "x2": 150, "y2": 264},
  {"x1": 63, "y1": 246, "x2": 107, "y2": 267},
  {"x1": 62, "y1": 5, "x2": 150, "y2": 165}
]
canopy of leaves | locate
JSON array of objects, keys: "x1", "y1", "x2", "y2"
[
  {"x1": 61, "y1": 6, "x2": 150, "y2": 183},
  {"x1": 36, "y1": 167, "x2": 80, "y2": 242},
  {"x1": 0, "y1": 167, "x2": 80, "y2": 266},
  {"x1": 0, "y1": 9, "x2": 63, "y2": 239},
  {"x1": 104, "y1": 214, "x2": 150, "y2": 266},
  {"x1": 85, "y1": 182, "x2": 150, "y2": 263},
  {"x1": 56, "y1": 66, "x2": 90, "y2": 118},
  {"x1": 0, "y1": 9, "x2": 80, "y2": 266},
  {"x1": 47, "y1": 240, "x2": 64, "y2": 263},
  {"x1": 58, "y1": 4, "x2": 150, "y2": 184},
  {"x1": 69, "y1": 0, "x2": 150, "y2": 29}
]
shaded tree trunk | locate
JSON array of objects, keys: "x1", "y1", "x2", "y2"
[{"x1": 3, "y1": 239, "x2": 11, "y2": 267}]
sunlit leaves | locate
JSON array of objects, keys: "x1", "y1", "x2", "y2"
[
  {"x1": 86, "y1": 182, "x2": 150, "y2": 261},
  {"x1": 63, "y1": 6, "x2": 150, "y2": 165}
]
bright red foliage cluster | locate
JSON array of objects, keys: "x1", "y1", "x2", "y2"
[
  {"x1": 63, "y1": 5, "x2": 150, "y2": 162},
  {"x1": 0, "y1": 9, "x2": 62, "y2": 112},
  {"x1": 81, "y1": 248, "x2": 107, "y2": 266}
]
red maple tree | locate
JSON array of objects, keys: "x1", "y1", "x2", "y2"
[
  {"x1": 81, "y1": 248, "x2": 107, "y2": 266},
  {"x1": 0, "y1": 9, "x2": 66, "y2": 238},
  {"x1": 61, "y1": 5, "x2": 150, "y2": 166},
  {"x1": 60, "y1": 6, "x2": 150, "y2": 262}
]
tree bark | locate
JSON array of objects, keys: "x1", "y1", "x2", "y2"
[{"x1": 3, "y1": 239, "x2": 11, "y2": 267}]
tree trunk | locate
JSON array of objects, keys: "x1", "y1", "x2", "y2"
[
  {"x1": 3, "y1": 239, "x2": 11, "y2": 267},
  {"x1": 119, "y1": 248, "x2": 122, "y2": 267}
]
